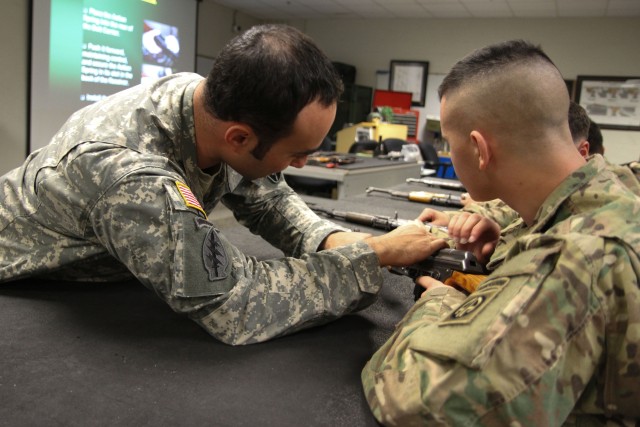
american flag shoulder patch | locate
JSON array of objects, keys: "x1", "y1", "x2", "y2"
[{"x1": 175, "y1": 181, "x2": 207, "y2": 218}]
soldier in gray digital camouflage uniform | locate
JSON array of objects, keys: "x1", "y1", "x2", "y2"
[
  {"x1": 361, "y1": 40, "x2": 640, "y2": 425},
  {"x1": 0, "y1": 24, "x2": 447, "y2": 345}
]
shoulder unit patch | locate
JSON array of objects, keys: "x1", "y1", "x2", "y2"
[
  {"x1": 439, "y1": 277, "x2": 509, "y2": 326},
  {"x1": 195, "y1": 217, "x2": 229, "y2": 281}
]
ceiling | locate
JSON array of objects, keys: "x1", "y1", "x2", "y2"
[{"x1": 208, "y1": 0, "x2": 640, "y2": 20}]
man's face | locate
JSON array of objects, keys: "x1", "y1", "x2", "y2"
[{"x1": 232, "y1": 100, "x2": 336, "y2": 181}]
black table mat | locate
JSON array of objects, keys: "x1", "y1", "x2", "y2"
[{"x1": 0, "y1": 184, "x2": 459, "y2": 426}]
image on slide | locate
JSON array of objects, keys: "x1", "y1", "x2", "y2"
[{"x1": 142, "y1": 20, "x2": 180, "y2": 82}]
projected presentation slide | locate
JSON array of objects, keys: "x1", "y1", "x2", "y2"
[{"x1": 30, "y1": 0, "x2": 197, "y2": 151}]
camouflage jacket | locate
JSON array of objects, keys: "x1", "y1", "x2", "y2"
[
  {"x1": 454, "y1": 155, "x2": 640, "y2": 267},
  {"x1": 362, "y1": 155, "x2": 640, "y2": 425},
  {"x1": 487, "y1": 155, "x2": 640, "y2": 268},
  {"x1": 0, "y1": 73, "x2": 382, "y2": 345},
  {"x1": 454, "y1": 156, "x2": 640, "y2": 230}
]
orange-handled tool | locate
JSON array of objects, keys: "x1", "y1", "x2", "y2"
[{"x1": 366, "y1": 186, "x2": 463, "y2": 207}]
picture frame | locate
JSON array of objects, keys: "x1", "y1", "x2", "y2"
[
  {"x1": 389, "y1": 60, "x2": 429, "y2": 107},
  {"x1": 564, "y1": 79, "x2": 575, "y2": 99},
  {"x1": 575, "y1": 75, "x2": 640, "y2": 131}
]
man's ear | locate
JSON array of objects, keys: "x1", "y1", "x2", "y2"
[
  {"x1": 576, "y1": 140, "x2": 590, "y2": 158},
  {"x1": 470, "y1": 130, "x2": 491, "y2": 170},
  {"x1": 224, "y1": 124, "x2": 257, "y2": 153}
]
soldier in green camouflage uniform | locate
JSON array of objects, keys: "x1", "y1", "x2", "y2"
[
  {"x1": 0, "y1": 25, "x2": 446, "y2": 345},
  {"x1": 436, "y1": 100, "x2": 594, "y2": 231},
  {"x1": 425, "y1": 102, "x2": 640, "y2": 260},
  {"x1": 362, "y1": 40, "x2": 640, "y2": 425}
]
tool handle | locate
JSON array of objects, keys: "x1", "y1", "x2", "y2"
[{"x1": 407, "y1": 191, "x2": 435, "y2": 203}]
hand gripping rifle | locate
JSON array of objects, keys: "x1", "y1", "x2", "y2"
[
  {"x1": 390, "y1": 248, "x2": 489, "y2": 300},
  {"x1": 309, "y1": 204, "x2": 485, "y2": 298}
]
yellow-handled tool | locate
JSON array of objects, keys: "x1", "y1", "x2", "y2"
[{"x1": 366, "y1": 186, "x2": 463, "y2": 207}]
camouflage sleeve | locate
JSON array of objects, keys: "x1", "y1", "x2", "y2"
[
  {"x1": 89, "y1": 170, "x2": 383, "y2": 345},
  {"x1": 222, "y1": 173, "x2": 348, "y2": 257},
  {"x1": 443, "y1": 199, "x2": 519, "y2": 229},
  {"x1": 461, "y1": 199, "x2": 520, "y2": 229},
  {"x1": 361, "y1": 235, "x2": 625, "y2": 425}
]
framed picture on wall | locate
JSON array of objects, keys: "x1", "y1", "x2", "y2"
[
  {"x1": 389, "y1": 60, "x2": 429, "y2": 107},
  {"x1": 564, "y1": 79, "x2": 575, "y2": 99},
  {"x1": 575, "y1": 75, "x2": 640, "y2": 131}
]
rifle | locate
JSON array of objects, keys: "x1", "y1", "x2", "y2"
[
  {"x1": 366, "y1": 186, "x2": 463, "y2": 208},
  {"x1": 390, "y1": 248, "x2": 488, "y2": 300},
  {"x1": 310, "y1": 205, "x2": 485, "y2": 298},
  {"x1": 406, "y1": 177, "x2": 466, "y2": 191},
  {"x1": 309, "y1": 204, "x2": 447, "y2": 233}
]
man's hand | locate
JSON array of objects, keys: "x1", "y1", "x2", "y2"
[
  {"x1": 414, "y1": 275, "x2": 448, "y2": 298},
  {"x1": 364, "y1": 221, "x2": 449, "y2": 267},
  {"x1": 416, "y1": 208, "x2": 450, "y2": 227},
  {"x1": 321, "y1": 231, "x2": 372, "y2": 250},
  {"x1": 447, "y1": 212, "x2": 500, "y2": 263}
]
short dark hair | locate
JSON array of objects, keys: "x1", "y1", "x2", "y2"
[
  {"x1": 568, "y1": 101, "x2": 590, "y2": 143},
  {"x1": 438, "y1": 40, "x2": 557, "y2": 99},
  {"x1": 203, "y1": 24, "x2": 343, "y2": 159},
  {"x1": 587, "y1": 120, "x2": 604, "y2": 155}
]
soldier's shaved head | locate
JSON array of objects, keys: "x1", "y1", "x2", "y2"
[{"x1": 439, "y1": 40, "x2": 571, "y2": 157}]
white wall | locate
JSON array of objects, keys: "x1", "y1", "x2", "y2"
[
  {"x1": 603, "y1": 130, "x2": 640, "y2": 164},
  {"x1": 197, "y1": 1, "x2": 262, "y2": 60},
  {"x1": 0, "y1": 0, "x2": 28, "y2": 175},
  {"x1": 3, "y1": 4, "x2": 639, "y2": 176},
  {"x1": 303, "y1": 18, "x2": 640, "y2": 164}
]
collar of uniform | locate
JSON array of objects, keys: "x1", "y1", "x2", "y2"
[
  {"x1": 176, "y1": 74, "x2": 203, "y2": 183},
  {"x1": 528, "y1": 155, "x2": 604, "y2": 233},
  {"x1": 172, "y1": 73, "x2": 225, "y2": 205}
]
